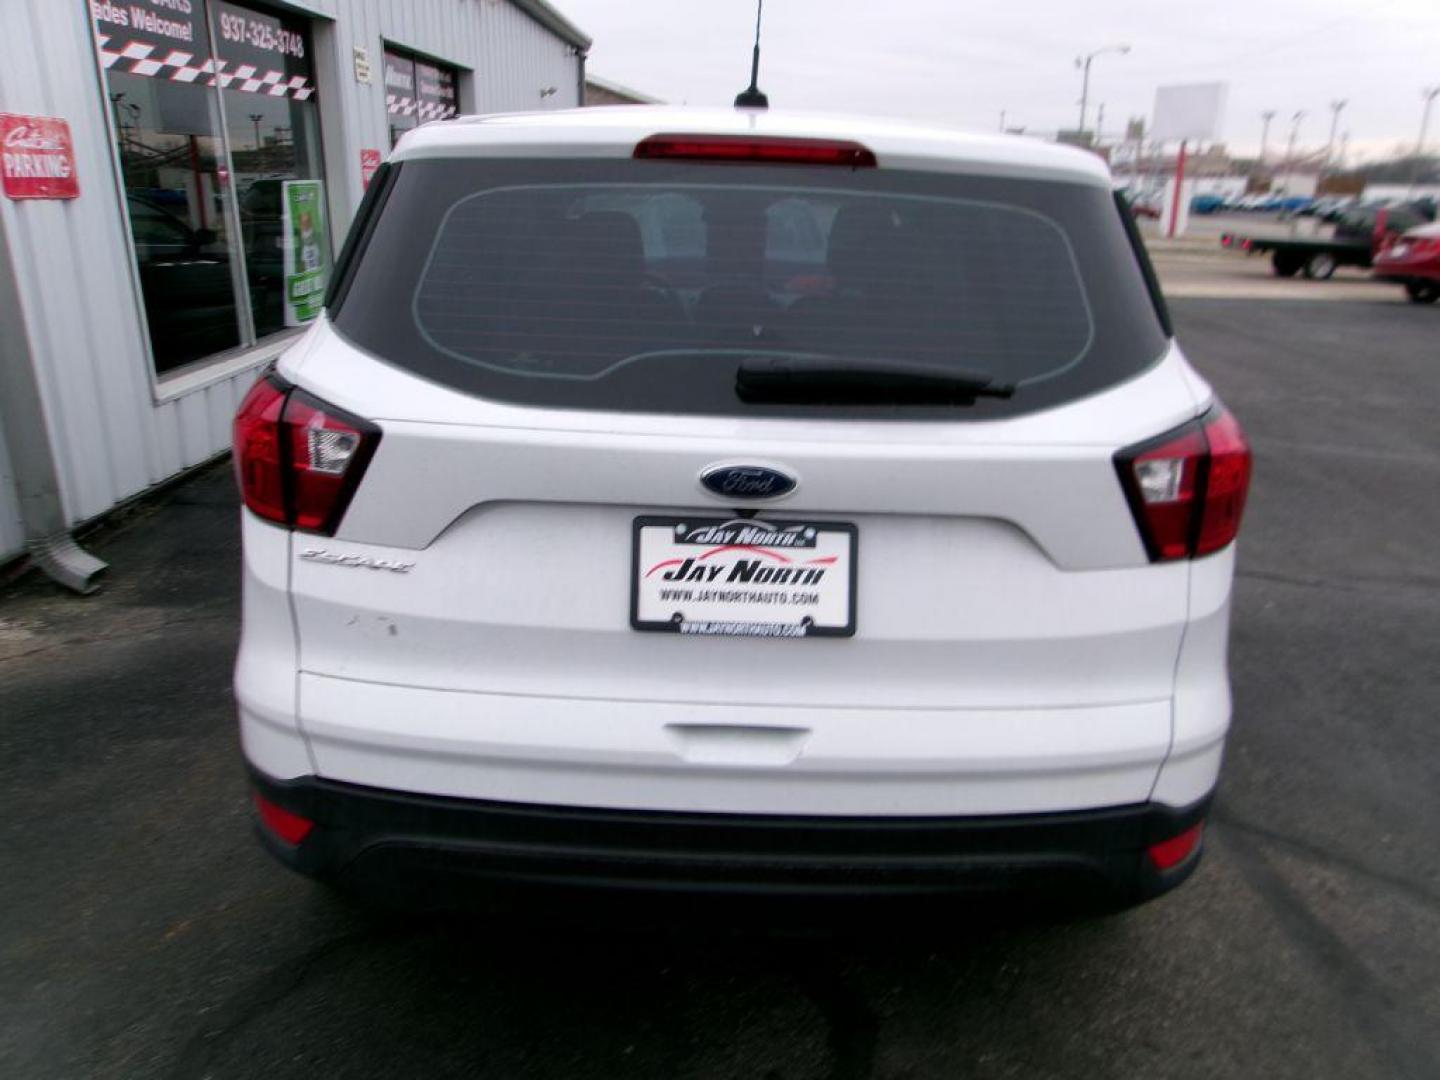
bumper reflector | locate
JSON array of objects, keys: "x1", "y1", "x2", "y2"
[
  {"x1": 1147, "y1": 822, "x2": 1204, "y2": 871},
  {"x1": 254, "y1": 792, "x2": 315, "y2": 845}
]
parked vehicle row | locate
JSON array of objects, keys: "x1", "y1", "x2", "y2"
[
  {"x1": 1194, "y1": 193, "x2": 1352, "y2": 216},
  {"x1": 1189, "y1": 194, "x2": 1228, "y2": 215},
  {"x1": 1297, "y1": 195, "x2": 1361, "y2": 222},
  {"x1": 1218, "y1": 193, "x2": 1317, "y2": 214}
]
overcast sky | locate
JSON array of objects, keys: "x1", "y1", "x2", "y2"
[{"x1": 560, "y1": 0, "x2": 1439, "y2": 162}]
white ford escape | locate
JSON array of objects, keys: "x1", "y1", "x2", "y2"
[{"x1": 233, "y1": 106, "x2": 1250, "y2": 908}]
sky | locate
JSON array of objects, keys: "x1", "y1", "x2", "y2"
[{"x1": 559, "y1": 0, "x2": 1440, "y2": 163}]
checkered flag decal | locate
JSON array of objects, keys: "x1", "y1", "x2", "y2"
[
  {"x1": 386, "y1": 95, "x2": 458, "y2": 121},
  {"x1": 95, "y1": 34, "x2": 315, "y2": 100}
]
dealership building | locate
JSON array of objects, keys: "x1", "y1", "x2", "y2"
[{"x1": 0, "y1": 0, "x2": 590, "y2": 583}]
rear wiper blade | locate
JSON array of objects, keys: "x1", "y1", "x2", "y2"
[{"x1": 735, "y1": 356, "x2": 1016, "y2": 405}]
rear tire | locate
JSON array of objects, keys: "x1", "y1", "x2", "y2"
[
  {"x1": 1302, "y1": 252, "x2": 1338, "y2": 280},
  {"x1": 1404, "y1": 281, "x2": 1440, "y2": 304},
  {"x1": 1271, "y1": 252, "x2": 1302, "y2": 277}
]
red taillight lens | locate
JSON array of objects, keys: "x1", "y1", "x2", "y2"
[
  {"x1": 634, "y1": 134, "x2": 878, "y2": 167},
  {"x1": 1194, "y1": 409, "x2": 1252, "y2": 557},
  {"x1": 233, "y1": 375, "x2": 289, "y2": 525},
  {"x1": 232, "y1": 371, "x2": 379, "y2": 535},
  {"x1": 1148, "y1": 822, "x2": 1203, "y2": 871},
  {"x1": 254, "y1": 792, "x2": 314, "y2": 845},
  {"x1": 1116, "y1": 405, "x2": 1252, "y2": 561}
]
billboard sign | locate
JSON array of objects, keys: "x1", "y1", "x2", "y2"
[{"x1": 1152, "y1": 83, "x2": 1227, "y2": 143}]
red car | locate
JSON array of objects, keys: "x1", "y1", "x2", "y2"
[{"x1": 1373, "y1": 222, "x2": 1440, "y2": 303}]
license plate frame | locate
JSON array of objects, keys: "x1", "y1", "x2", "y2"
[{"x1": 630, "y1": 516, "x2": 857, "y2": 638}]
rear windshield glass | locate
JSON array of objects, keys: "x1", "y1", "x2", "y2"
[{"x1": 331, "y1": 159, "x2": 1168, "y2": 419}]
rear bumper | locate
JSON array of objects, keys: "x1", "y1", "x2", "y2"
[{"x1": 249, "y1": 767, "x2": 1210, "y2": 906}]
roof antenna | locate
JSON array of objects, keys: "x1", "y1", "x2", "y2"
[{"x1": 734, "y1": 0, "x2": 769, "y2": 109}]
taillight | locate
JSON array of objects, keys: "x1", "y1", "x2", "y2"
[
  {"x1": 232, "y1": 371, "x2": 380, "y2": 535},
  {"x1": 1115, "y1": 405, "x2": 1252, "y2": 561},
  {"x1": 634, "y1": 134, "x2": 878, "y2": 167}
]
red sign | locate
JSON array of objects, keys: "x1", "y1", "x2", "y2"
[
  {"x1": 360, "y1": 148, "x2": 382, "y2": 189},
  {"x1": 1, "y1": 114, "x2": 79, "y2": 200}
]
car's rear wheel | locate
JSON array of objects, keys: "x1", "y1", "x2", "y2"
[
  {"x1": 1303, "y1": 252, "x2": 1338, "y2": 280},
  {"x1": 1404, "y1": 281, "x2": 1440, "y2": 304},
  {"x1": 1272, "y1": 251, "x2": 1302, "y2": 277}
]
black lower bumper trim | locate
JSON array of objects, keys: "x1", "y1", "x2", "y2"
[{"x1": 248, "y1": 768, "x2": 1210, "y2": 906}]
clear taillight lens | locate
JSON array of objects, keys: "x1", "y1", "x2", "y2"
[
  {"x1": 232, "y1": 371, "x2": 380, "y2": 535},
  {"x1": 1116, "y1": 405, "x2": 1252, "y2": 561}
]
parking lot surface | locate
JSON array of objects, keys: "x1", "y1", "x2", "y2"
[
  {"x1": 2, "y1": 293, "x2": 1438, "y2": 1079},
  {"x1": 1155, "y1": 252, "x2": 1392, "y2": 302}
]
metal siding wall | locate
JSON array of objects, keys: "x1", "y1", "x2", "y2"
[
  {"x1": 0, "y1": 0, "x2": 581, "y2": 561},
  {"x1": 473, "y1": 0, "x2": 581, "y2": 113},
  {"x1": 0, "y1": 421, "x2": 23, "y2": 560},
  {"x1": 0, "y1": 1, "x2": 160, "y2": 532}
]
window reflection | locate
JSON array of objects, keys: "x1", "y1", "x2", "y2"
[
  {"x1": 216, "y1": 0, "x2": 327, "y2": 340},
  {"x1": 107, "y1": 70, "x2": 242, "y2": 373},
  {"x1": 94, "y1": 0, "x2": 330, "y2": 375},
  {"x1": 225, "y1": 88, "x2": 326, "y2": 338}
]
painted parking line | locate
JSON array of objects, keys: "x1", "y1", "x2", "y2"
[{"x1": 1160, "y1": 281, "x2": 1403, "y2": 301}]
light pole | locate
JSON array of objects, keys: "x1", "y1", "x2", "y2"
[
  {"x1": 109, "y1": 92, "x2": 131, "y2": 157},
  {"x1": 1421, "y1": 87, "x2": 1440, "y2": 153},
  {"x1": 1259, "y1": 110, "x2": 1276, "y2": 166},
  {"x1": 1325, "y1": 99, "x2": 1346, "y2": 172},
  {"x1": 1282, "y1": 110, "x2": 1304, "y2": 192},
  {"x1": 1414, "y1": 87, "x2": 1439, "y2": 189},
  {"x1": 248, "y1": 113, "x2": 263, "y2": 151},
  {"x1": 1075, "y1": 44, "x2": 1129, "y2": 138}
]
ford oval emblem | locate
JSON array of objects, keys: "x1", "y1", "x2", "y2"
[{"x1": 699, "y1": 464, "x2": 797, "y2": 500}]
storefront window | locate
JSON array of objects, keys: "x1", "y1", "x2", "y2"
[
  {"x1": 214, "y1": 1, "x2": 326, "y2": 339},
  {"x1": 92, "y1": 0, "x2": 329, "y2": 377},
  {"x1": 384, "y1": 47, "x2": 459, "y2": 149},
  {"x1": 93, "y1": 4, "x2": 242, "y2": 373}
]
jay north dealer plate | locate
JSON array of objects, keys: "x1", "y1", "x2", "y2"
[{"x1": 631, "y1": 517, "x2": 857, "y2": 638}]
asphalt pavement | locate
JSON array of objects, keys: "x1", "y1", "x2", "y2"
[{"x1": 1, "y1": 288, "x2": 1437, "y2": 1079}]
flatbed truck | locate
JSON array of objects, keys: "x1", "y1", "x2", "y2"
[{"x1": 1220, "y1": 204, "x2": 1432, "y2": 280}]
